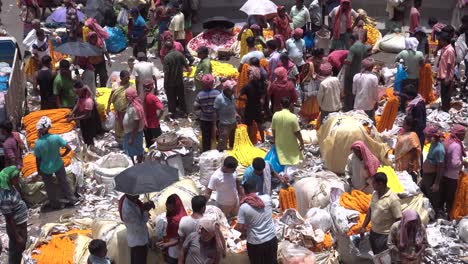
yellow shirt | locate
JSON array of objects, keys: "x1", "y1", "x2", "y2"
[
  {"x1": 370, "y1": 189, "x2": 402, "y2": 235},
  {"x1": 271, "y1": 109, "x2": 303, "y2": 166}
]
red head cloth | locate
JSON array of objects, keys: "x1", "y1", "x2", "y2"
[
  {"x1": 143, "y1": 79, "x2": 154, "y2": 88},
  {"x1": 165, "y1": 194, "x2": 187, "y2": 239},
  {"x1": 445, "y1": 124, "x2": 467, "y2": 157},
  {"x1": 320, "y1": 62, "x2": 333, "y2": 76},
  {"x1": 161, "y1": 30, "x2": 174, "y2": 42},
  {"x1": 248, "y1": 66, "x2": 261, "y2": 81},
  {"x1": 125, "y1": 88, "x2": 147, "y2": 127},
  {"x1": 274, "y1": 34, "x2": 285, "y2": 49},
  {"x1": 333, "y1": 0, "x2": 353, "y2": 40},
  {"x1": 351, "y1": 140, "x2": 381, "y2": 177},
  {"x1": 361, "y1": 58, "x2": 374, "y2": 71},
  {"x1": 274, "y1": 67, "x2": 288, "y2": 81},
  {"x1": 293, "y1": 28, "x2": 304, "y2": 38},
  {"x1": 85, "y1": 18, "x2": 108, "y2": 48},
  {"x1": 201, "y1": 74, "x2": 215, "y2": 89},
  {"x1": 399, "y1": 209, "x2": 424, "y2": 250},
  {"x1": 222, "y1": 79, "x2": 237, "y2": 90},
  {"x1": 423, "y1": 125, "x2": 442, "y2": 138},
  {"x1": 277, "y1": 5, "x2": 285, "y2": 13}
]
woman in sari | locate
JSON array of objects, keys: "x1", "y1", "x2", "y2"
[
  {"x1": 272, "y1": 6, "x2": 292, "y2": 42},
  {"x1": 299, "y1": 49, "x2": 326, "y2": 122},
  {"x1": 394, "y1": 115, "x2": 421, "y2": 181},
  {"x1": 157, "y1": 194, "x2": 187, "y2": 264},
  {"x1": 388, "y1": 209, "x2": 428, "y2": 264},
  {"x1": 239, "y1": 25, "x2": 254, "y2": 60},
  {"x1": 346, "y1": 140, "x2": 381, "y2": 193},
  {"x1": 268, "y1": 67, "x2": 298, "y2": 113},
  {"x1": 68, "y1": 81, "x2": 99, "y2": 146},
  {"x1": 107, "y1": 70, "x2": 131, "y2": 145}
]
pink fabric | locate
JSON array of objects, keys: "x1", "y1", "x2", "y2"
[
  {"x1": 432, "y1": 22, "x2": 446, "y2": 41},
  {"x1": 274, "y1": 34, "x2": 285, "y2": 49},
  {"x1": 333, "y1": 0, "x2": 352, "y2": 39},
  {"x1": 240, "y1": 193, "x2": 265, "y2": 209},
  {"x1": 406, "y1": 94, "x2": 424, "y2": 113},
  {"x1": 201, "y1": 74, "x2": 215, "y2": 89},
  {"x1": 361, "y1": 58, "x2": 374, "y2": 71},
  {"x1": 320, "y1": 62, "x2": 333, "y2": 76},
  {"x1": 328, "y1": 50, "x2": 349, "y2": 70},
  {"x1": 248, "y1": 66, "x2": 261, "y2": 80},
  {"x1": 351, "y1": 141, "x2": 380, "y2": 177},
  {"x1": 409, "y1": 7, "x2": 420, "y2": 34},
  {"x1": 274, "y1": 67, "x2": 288, "y2": 81},
  {"x1": 76, "y1": 86, "x2": 94, "y2": 112},
  {"x1": 160, "y1": 41, "x2": 184, "y2": 61},
  {"x1": 444, "y1": 125, "x2": 467, "y2": 157},
  {"x1": 437, "y1": 44, "x2": 456, "y2": 81},
  {"x1": 399, "y1": 209, "x2": 424, "y2": 250},
  {"x1": 293, "y1": 28, "x2": 303, "y2": 38},
  {"x1": 423, "y1": 126, "x2": 443, "y2": 138},
  {"x1": 222, "y1": 79, "x2": 237, "y2": 90},
  {"x1": 125, "y1": 88, "x2": 147, "y2": 127},
  {"x1": 85, "y1": 18, "x2": 108, "y2": 48},
  {"x1": 165, "y1": 194, "x2": 187, "y2": 240}
]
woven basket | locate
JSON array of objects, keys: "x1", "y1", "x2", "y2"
[{"x1": 156, "y1": 132, "x2": 179, "y2": 151}]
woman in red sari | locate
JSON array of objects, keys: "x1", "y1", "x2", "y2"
[
  {"x1": 157, "y1": 194, "x2": 187, "y2": 264},
  {"x1": 272, "y1": 6, "x2": 292, "y2": 42}
]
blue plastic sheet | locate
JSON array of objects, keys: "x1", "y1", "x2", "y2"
[
  {"x1": 105, "y1": 27, "x2": 127, "y2": 54},
  {"x1": 265, "y1": 145, "x2": 285, "y2": 173},
  {"x1": 393, "y1": 64, "x2": 407, "y2": 93}
]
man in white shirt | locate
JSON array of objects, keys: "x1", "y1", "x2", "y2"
[
  {"x1": 290, "y1": 0, "x2": 311, "y2": 30},
  {"x1": 120, "y1": 194, "x2": 155, "y2": 264},
  {"x1": 286, "y1": 28, "x2": 306, "y2": 68},
  {"x1": 177, "y1": 195, "x2": 207, "y2": 263},
  {"x1": 134, "y1": 52, "x2": 160, "y2": 100},
  {"x1": 317, "y1": 62, "x2": 342, "y2": 124},
  {"x1": 236, "y1": 179, "x2": 277, "y2": 264},
  {"x1": 352, "y1": 58, "x2": 379, "y2": 123},
  {"x1": 309, "y1": 0, "x2": 323, "y2": 31},
  {"x1": 238, "y1": 37, "x2": 265, "y2": 72},
  {"x1": 205, "y1": 156, "x2": 239, "y2": 218}
]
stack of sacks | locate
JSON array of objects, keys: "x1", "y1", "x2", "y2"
[
  {"x1": 228, "y1": 125, "x2": 266, "y2": 167},
  {"x1": 95, "y1": 87, "x2": 114, "y2": 121},
  {"x1": 22, "y1": 109, "x2": 76, "y2": 148}
]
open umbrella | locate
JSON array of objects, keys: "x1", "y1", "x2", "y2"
[
  {"x1": 55, "y1": 41, "x2": 103, "y2": 57},
  {"x1": 114, "y1": 162, "x2": 179, "y2": 195},
  {"x1": 240, "y1": 0, "x2": 277, "y2": 17},
  {"x1": 46, "y1": 6, "x2": 85, "y2": 24},
  {"x1": 203, "y1": 16, "x2": 235, "y2": 29}
]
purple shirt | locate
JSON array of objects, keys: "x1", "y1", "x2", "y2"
[
  {"x1": 444, "y1": 142, "x2": 463, "y2": 179},
  {"x1": 268, "y1": 51, "x2": 281, "y2": 80},
  {"x1": 3, "y1": 136, "x2": 22, "y2": 169}
]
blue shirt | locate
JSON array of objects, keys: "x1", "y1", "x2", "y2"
[
  {"x1": 194, "y1": 89, "x2": 221, "y2": 121},
  {"x1": 426, "y1": 141, "x2": 445, "y2": 165},
  {"x1": 242, "y1": 161, "x2": 274, "y2": 195},
  {"x1": 213, "y1": 93, "x2": 236, "y2": 125},
  {"x1": 131, "y1": 15, "x2": 146, "y2": 39},
  {"x1": 34, "y1": 133, "x2": 67, "y2": 174}
]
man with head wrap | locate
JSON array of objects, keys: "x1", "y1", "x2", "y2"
[
  {"x1": 440, "y1": 125, "x2": 467, "y2": 215},
  {"x1": 214, "y1": 80, "x2": 238, "y2": 151},
  {"x1": 396, "y1": 37, "x2": 425, "y2": 110},
  {"x1": 328, "y1": 0, "x2": 359, "y2": 51},
  {"x1": 0, "y1": 166, "x2": 28, "y2": 264},
  {"x1": 421, "y1": 125, "x2": 445, "y2": 213},
  {"x1": 317, "y1": 62, "x2": 342, "y2": 124},
  {"x1": 34, "y1": 116, "x2": 77, "y2": 210},
  {"x1": 352, "y1": 58, "x2": 379, "y2": 123},
  {"x1": 285, "y1": 28, "x2": 306, "y2": 69},
  {"x1": 194, "y1": 74, "x2": 220, "y2": 152}
]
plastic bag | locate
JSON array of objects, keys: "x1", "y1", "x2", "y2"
[
  {"x1": 117, "y1": 8, "x2": 129, "y2": 26},
  {"x1": 105, "y1": 26, "x2": 127, "y2": 54},
  {"x1": 305, "y1": 208, "x2": 332, "y2": 232},
  {"x1": 393, "y1": 64, "x2": 407, "y2": 93},
  {"x1": 265, "y1": 145, "x2": 285, "y2": 173},
  {"x1": 278, "y1": 241, "x2": 316, "y2": 264},
  {"x1": 103, "y1": 112, "x2": 115, "y2": 132}
]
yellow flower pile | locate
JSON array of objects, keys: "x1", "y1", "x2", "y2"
[
  {"x1": 229, "y1": 125, "x2": 266, "y2": 167},
  {"x1": 184, "y1": 60, "x2": 239, "y2": 79},
  {"x1": 364, "y1": 24, "x2": 381, "y2": 46}
]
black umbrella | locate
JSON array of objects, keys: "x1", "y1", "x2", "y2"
[
  {"x1": 55, "y1": 41, "x2": 103, "y2": 57},
  {"x1": 114, "y1": 162, "x2": 179, "y2": 195},
  {"x1": 202, "y1": 16, "x2": 235, "y2": 29}
]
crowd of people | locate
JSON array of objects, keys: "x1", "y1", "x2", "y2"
[{"x1": 0, "y1": 0, "x2": 467, "y2": 263}]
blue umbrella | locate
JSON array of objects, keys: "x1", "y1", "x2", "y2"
[{"x1": 46, "y1": 7, "x2": 85, "y2": 24}]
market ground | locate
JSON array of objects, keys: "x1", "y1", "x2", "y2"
[{"x1": 0, "y1": 0, "x2": 397, "y2": 251}]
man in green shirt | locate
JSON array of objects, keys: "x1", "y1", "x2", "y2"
[
  {"x1": 271, "y1": 97, "x2": 304, "y2": 166},
  {"x1": 53, "y1": 60, "x2": 76, "y2": 108},
  {"x1": 194, "y1": 46, "x2": 212, "y2": 91},
  {"x1": 163, "y1": 41, "x2": 191, "y2": 116},
  {"x1": 395, "y1": 37, "x2": 424, "y2": 110},
  {"x1": 344, "y1": 34, "x2": 368, "y2": 111}
]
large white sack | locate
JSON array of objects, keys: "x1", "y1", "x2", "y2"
[
  {"x1": 294, "y1": 171, "x2": 348, "y2": 216},
  {"x1": 379, "y1": 33, "x2": 406, "y2": 53},
  {"x1": 199, "y1": 150, "x2": 227, "y2": 186},
  {"x1": 301, "y1": 130, "x2": 318, "y2": 145},
  {"x1": 93, "y1": 153, "x2": 133, "y2": 192},
  {"x1": 459, "y1": 218, "x2": 468, "y2": 243},
  {"x1": 305, "y1": 208, "x2": 332, "y2": 233}
]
